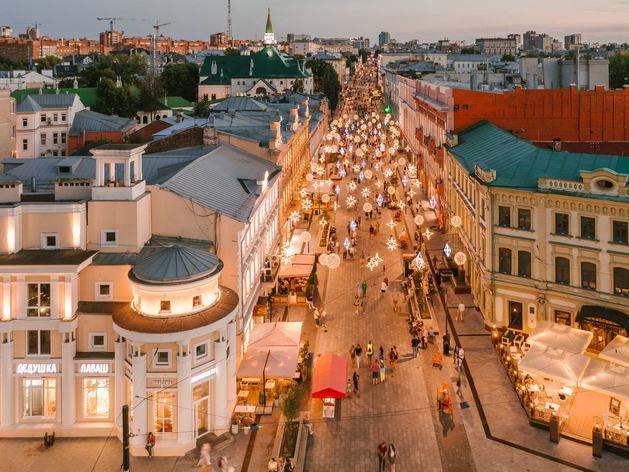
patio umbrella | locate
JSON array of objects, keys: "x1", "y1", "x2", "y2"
[
  {"x1": 518, "y1": 344, "x2": 590, "y2": 386},
  {"x1": 599, "y1": 335, "x2": 629, "y2": 368},
  {"x1": 248, "y1": 322, "x2": 302, "y2": 348},
  {"x1": 580, "y1": 358, "x2": 629, "y2": 402},
  {"x1": 528, "y1": 321, "x2": 593, "y2": 354}
]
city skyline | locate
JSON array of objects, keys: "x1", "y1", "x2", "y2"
[{"x1": 4, "y1": 0, "x2": 629, "y2": 45}]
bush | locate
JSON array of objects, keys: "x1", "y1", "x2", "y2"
[{"x1": 281, "y1": 384, "x2": 304, "y2": 423}]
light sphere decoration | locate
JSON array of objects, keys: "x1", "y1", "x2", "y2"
[
  {"x1": 376, "y1": 151, "x2": 382, "y2": 158},
  {"x1": 319, "y1": 253, "x2": 329, "y2": 267},
  {"x1": 451, "y1": 216, "x2": 462, "y2": 228},
  {"x1": 321, "y1": 193, "x2": 330, "y2": 203},
  {"x1": 398, "y1": 157, "x2": 407, "y2": 166},
  {"x1": 414, "y1": 215, "x2": 425, "y2": 226},
  {"x1": 363, "y1": 203, "x2": 373, "y2": 212},
  {"x1": 354, "y1": 136, "x2": 361, "y2": 143},
  {"x1": 389, "y1": 147, "x2": 396, "y2": 156},
  {"x1": 327, "y1": 253, "x2": 341, "y2": 269},
  {"x1": 454, "y1": 252, "x2": 467, "y2": 266},
  {"x1": 306, "y1": 173, "x2": 314, "y2": 182},
  {"x1": 387, "y1": 186, "x2": 396, "y2": 195},
  {"x1": 364, "y1": 169, "x2": 373, "y2": 179},
  {"x1": 311, "y1": 162, "x2": 319, "y2": 171},
  {"x1": 353, "y1": 114, "x2": 359, "y2": 120},
  {"x1": 301, "y1": 231, "x2": 312, "y2": 242}
]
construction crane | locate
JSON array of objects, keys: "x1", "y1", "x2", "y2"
[
  {"x1": 97, "y1": 17, "x2": 150, "y2": 33},
  {"x1": 15, "y1": 22, "x2": 42, "y2": 38},
  {"x1": 151, "y1": 22, "x2": 171, "y2": 72},
  {"x1": 227, "y1": 0, "x2": 233, "y2": 47}
]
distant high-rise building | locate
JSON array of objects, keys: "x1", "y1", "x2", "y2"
[
  {"x1": 475, "y1": 37, "x2": 518, "y2": 56},
  {"x1": 378, "y1": 31, "x2": 391, "y2": 46},
  {"x1": 507, "y1": 33, "x2": 522, "y2": 51},
  {"x1": 287, "y1": 33, "x2": 311, "y2": 42},
  {"x1": 523, "y1": 31, "x2": 537, "y2": 51},
  {"x1": 210, "y1": 32, "x2": 229, "y2": 47},
  {"x1": 0, "y1": 26, "x2": 12, "y2": 38},
  {"x1": 565, "y1": 34, "x2": 582, "y2": 47},
  {"x1": 523, "y1": 31, "x2": 553, "y2": 53}
]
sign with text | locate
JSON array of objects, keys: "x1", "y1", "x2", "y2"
[
  {"x1": 79, "y1": 363, "x2": 110, "y2": 375},
  {"x1": 16, "y1": 363, "x2": 58, "y2": 375}
]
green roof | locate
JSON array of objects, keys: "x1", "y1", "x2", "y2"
[
  {"x1": 12, "y1": 87, "x2": 98, "y2": 108},
  {"x1": 160, "y1": 96, "x2": 194, "y2": 109},
  {"x1": 449, "y1": 121, "x2": 629, "y2": 190},
  {"x1": 199, "y1": 46, "x2": 310, "y2": 86},
  {"x1": 265, "y1": 8, "x2": 273, "y2": 34}
]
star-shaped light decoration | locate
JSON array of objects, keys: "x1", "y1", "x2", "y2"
[
  {"x1": 336, "y1": 160, "x2": 341, "y2": 169},
  {"x1": 366, "y1": 253, "x2": 383, "y2": 271},
  {"x1": 319, "y1": 217, "x2": 328, "y2": 228},
  {"x1": 350, "y1": 220, "x2": 357, "y2": 232},
  {"x1": 375, "y1": 180, "x2": 383, "y2": 189},
  {"x1": 384, "y1": 168, "x2": 393, "y2": 178},
  {"x1": 316, "y1": 166, "x2": 325, "y2": 176},
  {"x1": 327, "y1": 178, "x2": 333, "y2": 188},
  {"x1": 430, "y1": 196, "x2": 437, "y2": 209},
  {"x1": 302, "y1": 198, "x2": 312, "y2": 211},
  {"x1": 349, "y1": 181, "x2": 357, "y2": 191},
  {"x1": 343, "y1": 159, "x2": 350, "y2": 167},
  {"x1": 289, "y1": 211, "x2": 300, "y2": 223},
  {"x1": 280, "y1": 241, "x2": 295, "y2": 264},
  {"x1": 405, "y1": 145, "x2": 411, "y2": 153},
  {"x1": 402, "y1": 175, "x2": 408, "y2": 187},
  {"x1": 335, "y1": 185, "x2": 341, "y2": 195},
  {"x1": 398, "y1": 201, "x2": 405, "y2": 210},
  {"x1": 408, "y1": 189, "x2": 415, "y2": 199},
  {"x1": 353, "y1": 164, "x2": 360, "y2": 173},
  {"x1": 386, "y1": 237, "x2": 398, "y2": 251},
  {"x1": 359, "y1": 170, "x2": 364, "y2": 182},
  {"x1": 386, "y1": 219, "x2": 397, "y2": 230},
  {"x1": 339, "y1": 168, "x2": 347, "y2": 178},
  {"x1": 313, "y1": 181, "x2": 320, "y2": 190},
  {"x1": 408, "y1": 164, "x2": 417, "y2": 175},
  {"x1": 319, "y1": 155, "x2": 326, "y2": 164},
  {"x1": 346, "y1": 196, "x2": 357, "y2": 208},
  {"x1": 443, "y1": 243, "x2": 452, "y2": 258},
  {"x1": 332, "y1": 201, "x2": 340, "y2": 211},
  {"x1": 423, "y1": 228, "x2": 433, "y2": 241},
  {"x1": 361, "y1": 188, "x2": 371, "y2": 198},
  {"x1": 344, "y1": 238, "x2": 351, "y2": 251},
  {"x1": 376, "y1": 194, "x2": 384, "y2": 206},
  {"x1": 300, "y1": 188, "x2": 308, "y2": 198},
  {"x1": 414, "y1": 251, "x2": 425, "y2": 270}
]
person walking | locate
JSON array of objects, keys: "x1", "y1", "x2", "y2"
[
  {"x1": 393, "y1": 346, "x2": 399, "y2": 370},
  {"x1": 388, "y1": 347, "x2": 396, "y2": 373},
  {"x1": 268, "y1": 457, "x2": 279, "y2": 472},
  {"x1": 453, "y1": 345, "x2": 460, "y2": 367},
  {"x1": 283, "y1": 458, "x2": 294, "y2": 472},
  {"x1": 314, "y1": 307, "x2": 321, "y2": 328},
  {"x1": 377, "y1": 442, "x2": 388, "y2": 472},
  {"x1": 145, "y1": 432, "x2": 156, "y2": 458},
  {"x1": 353, "y1": 372, "x2": 360, "y2": 397},
  {"x1": 457, "y1": 302, "x2": 465, "y2": 322},
  {"x1": 388, "y1": 444, "x2": 397, "y2": 471},
  {"x1": 307, "y1": 292, "x2": 314, "y2": 309},
  {"x1": 355, "y1": 344, "x2": 363, "y2": 368},
  {"x1": 380, "y1": 278, "x2": 388, "y2": 296},
  {"x1": 353, "y1": 295, "x2": 361, "y2": 315},
  {"x1": 320, "y1": 310, "x2": 327, "y2": 329},
  {"x1": 457, "y1": 346, "x2": 465, "y2": 372},
  {"x1": 411, "y1": 336, "x2": 419, "y2": 358},
  {"x1": 421, "y1": 327, "x2": 428, "y2": 349},
  {"x1": 379, "y1": 359, "x2": 386, "y2": 382},
  {"x1": 349, "y1": 344, "x2": 356, "y2": 367},
  {"x1": 371, "y1": 359, "x2": 379, "y2": 385},
  {"x1": 360, "y1": 251, "x2": 366, "y2": 268},
  {"x1": 367, "y1": 341, "x2": 374, "y2": 363},
  {"x1": 361, "y1": 279, "x2": 368, "y2": 298},
  {"x1": 391, "y1": 290, "x2": 400, "y2": 313},
  {"x1": 378, "y1": 346, "x2": 384, "y2": 363},
  {"x1": 347, "y1": 378, "x2": 353, "y2": 396},
  {"x1": 197, "y1": 442, "x2": 212, "y2": 469}
]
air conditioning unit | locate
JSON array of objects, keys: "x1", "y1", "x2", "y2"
[
  {"x1": 46, "y1": 118, "x2": 52, "y2": 125},
  {"x1": 270, "y1": 255, "x2": 280, "y2": 268}
]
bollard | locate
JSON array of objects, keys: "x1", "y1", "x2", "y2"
[
  {"x1": 592, "y1": 425, "x2": 603, "y2": 457},
  {"x1": 549, "y1": 414, "x2": 560, "y2": 443}
]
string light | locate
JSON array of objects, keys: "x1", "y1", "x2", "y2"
[
  {"x1": 346, "y1": 196, "x2": 357, "y2": 208},
  {"x1": 289, "y1": 211, "x2": 300, "y2": 223},
  {"x1": 302, "y1": 198, "x2": 312, "y2": 211},
  {"x1": 319, "y1": 253, "x2": 329, "y2": 266},
  {"x1": 423, "y1": 228, "x2": 433, "y2": 241},
  {"x1": 327, "y1": 253, "x2": 340, "y2": 269},
  {"x1": 344, "y1": 238, "x2": 351, "y2": 251},
  {"x1": 414, "y1": 252, "x2": 425, "y2": 270},
  {"x1": 386, "y1": 237, "x2": 398, "y2": 251},
  {"x1": 366, "y1": 253, "x2": 383, "y2": 271},
  {"x1": 443, "y1": 243, "x2": 452, "y2": 258},
  {"x1": 361, "y1": 188, "x2": 371, "y2": 198},
  {"x1": 306, "y1": 173, "x2": 314, "y2": 182},
  {"x1": 364, "y1": 170, "x2": 373, "y2": 179},
  {"x1": 349, "y1": 181, "x2": 357, "y2": 191},
  {"x1": 376, "y1": 194, "x2": 384, "y2": 206}
]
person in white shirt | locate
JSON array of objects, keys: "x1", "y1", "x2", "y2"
[{"x1": 456, "y1": 302, "x2": 465, "y2": 322}]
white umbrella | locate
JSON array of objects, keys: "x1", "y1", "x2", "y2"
[
  {"x1": 518, "y1": 344, "x2": 590, "y2": 386},
  {"x1": 528, "y1": 321, "x2": 593, "y2": 354},
  {"x1": 599, "y1": 335, "x2": 629, "y2": 368},
  {"x1": 580, "y1": 358, "x2": 629, "y2": 402},
  {"x1": 248, "y1": 322, "x2": 303, "y2": 348}
]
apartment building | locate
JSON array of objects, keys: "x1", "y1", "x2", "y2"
[
  {"x1": 475, "y1": 37, "x2": 518, "y2": 56},
  {"x1": 0, "y1": 89, "x2": 16, "y2": 159}
]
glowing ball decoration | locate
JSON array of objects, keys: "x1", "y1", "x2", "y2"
[
  {"x1": 454, "y1": 252, "x2": 467, "y2": 266},
  {"x1": 451, "y1": 216, "x2": 462, "y2": 228},
  {"x1": 301, "y1": 231, "x2": 312, "y2": 243},
  {"x1": 327, "y1": 253, "x2": 341, "y2": 269},
  {"x1": 311, "y1": 162, "x2": 319, "y2": 171},
  {"x1": 306, "y1": 173, "x2": 314, "y2": 182},
  {"x1": 321, "y1": 193, "x2": 330, "y2": 203},
  {"x1": 364, "y1": 169, "x2": 373, "y2": 179},
  {"x1": 363, "y1": 203, "x2": 373, "y2": 212},
  {"x1": 414, "y1": 215, "x2": 425, "y2": 226},
  {"x1": 389, "y1": 147, "x2": 396, "y2": 156},
  {"x1": 319, "y1": 253, "x2": 329, "y2": 267},
  {"x1": 398, "y1": 157, "x2": 407, "y2": 166},
  {"x1": 387, "y1": 186, "x2": 396, "y2": 195}
]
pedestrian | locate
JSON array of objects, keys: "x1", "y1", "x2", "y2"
[
  {"x1": 435, "y1": 271, "x2": 442, "y2": 287},
  {"x1": 361, "y1": 294, "x2": 367, "y2": 314},
  {"x1": 388, "y1": 347, "x2": 396, "y2": 373},
  {"x1": 357, "y1": 215, "x2": 362, "y2": 228},
  {"x1": 347, "y1": 378, "x2": 353, "y2": 395},
  {"x1": 320, "y1": 310, "x2": 327, "y2": 329},
  {"x1": 391, "y1": 289, "x2": 399, "y2": 313},
  {"x1": 314, "y1": 307, "x2": 321, "y2": 327},
  {"x1": 283, "y1": 458, "x2": 294, "y2": 472},
  {"x1": 335, "y1": 240, "x2": 340, "y2": 253},
  {"x1": 347, "y1": 221, "x2": 351, "y2": 235},
  {"x1": 349, "y1": 246, "x2": 355, "y2": 259},
  {"x1": 307, "y1": 292, "x2": 314, "y2": 309},
  {"x1": 371, "y1": 359, "x2": 379, "y2": 385},
  {"x1": 268, "y1": 457, "x2": 279, "y2": 472},
  {"x1": 457, "y1": 346, "x2": 465, "y2": 372},
  {"x1": 343, "y1": 248, "x2": 347, "y2": 260},
  {"x1": 355, "y1": 343, "x2": 363, "y2": 368},
  {"x1": 388, "y1": 444, "x2": 397, "y2": 472},
  {"x1": 145, "y1": 431, "x2": 155, "y2": 458},
  {"x1": 197, "y1": 442, "x2": 211, "y2": 469},
  {"x1": 350, "y1": 344, "x2": 356, "y2": 367},
  {"x1": 379, "y1": 359, "x2": 386, "y2": 382},
  {"x1": 367, "y1": 341, "x2": 374, "y2": 363},
  {"x1": 393, "y1": 345, "x2": 399, "y2": 369},
  {"x1": 443, "y1": 332, "x2": 451, "y2": 356},
  {"x1": 375, "y1": 222, "x2": 380, "y2": 236},
  {"x1": 353, "y1": 371, "x2": 360, "y2": 397},
  {"x1": 377, "y1": 442, "x2": 388, "y2": 472},
  {"x1": 360, "y1": 251, "x2": 365, "y2": 268},
  {"x1": 411, "y1": 336, "x2": 419, "y2": 358},
  {"x1": 453, "y1": 345, "x2": 460, "y2": 366},
  {"x1": 457, "y1": 302, "x2": 465, "y2": 322},
  {"x1": 421, "y1": 327, "x2": 428, "y2": 349},
  {"x1": 353, "y1": 295, "x2": 361, "y2": 315},
  {"x1": 428, "y1": 326, "x2": 435, "y2": 344},
  {"x1": 361, "y1": 279, "x2": 368, "y2": 298},
  {"x1": 380, "y1": 278, "x2": 388, "y2": 296},
  {"x1": 379, "y1": 346, "x2": 384, "y2": 362},
  {"x1": 369, "y1": 225, "x2": 374, "y2": 238}
]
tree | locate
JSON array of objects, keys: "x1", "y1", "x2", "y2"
[
  {"x1": 192, "y1": 98, "x2": 211, "y2": 118},
  {"x1": 161, "y1": 63, "x2": 199, "y2": 102},
  {"x1": 501, "y1": 54, "x2": 516, "y2": 62},
  {"x1": 80, "y1": 54, "x2": 147, "y2": 87},
  {"x1": 610, "y1": 51, "x2": 629, "y2": 89},
  {"x1": 137, "y1": 70, "x2": 165, "y2": 118},
  {"x1": 374, "y1": 49, "x2": 382, "y2": 58},
  {"x1": 93, "y1": 78, "x2": 119, "y2": 115},
  {"x1": 115, "y1": 84, "x2": 139, "y2": 118},
  {"x1": 58, "y1": 77, "x2": 76, "y2": 88},
  {"x1": 358, "y1": 48, "x2": 369, "y2": 64},
  {"x1": 291, "y1": 78, "x2": 305, "y2": 93},
  {"x1": 224, "y1": 47, "x2": 240, "y2": 56},
  {"x1": 281, "y1": 384, "x2": 304, "y2": 423},
  {"x1": 36, "y1": 55, "x2": 62, "y2": 73},
  {"x1": 309, "y1": 59, "x2": 341, "y2": 112},
  {"x1": 0, "y1": 55, "x2": 28, "y2": 71},
  {"x1": 460, "y1": 47, "x2": 476, "y2": 54}
]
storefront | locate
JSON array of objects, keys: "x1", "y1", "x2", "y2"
[
  {"x1": 15, "y1": 362, "x2": 60, "y2": 423},
  {"x1": 77, "y1": 362, "x2": 114, "y2": 421}
]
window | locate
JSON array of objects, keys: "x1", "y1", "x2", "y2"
[
  {"x1": 581, "y1": 262, "x2": 596, "y2": 290},
  {"x1": 554, "y1": 213, "x2": 569, "y2": 235},
  {"x1": 154, "y1": 349, "x2": 172, "y2": 368},
  {"x1": 40, "y1": 134, "x2": 46, "y2": 146},
  {"x1": 95, "y1": 282, "x2": 112, "y2": 301},
  {"x1": 89, "y1": 333, "x2": 107, "y2": 351},
  {"x1": 83, "y1": 378, "x2": 109, "y2": 417},
  {"x1": 580, "y1": 216, "x2": 596, "y2": 239},
  {"x1": 498, "y1": 248, "x2": 512, "y2": 274},
  {"x1": 193, "y1": 295, "x2": 203, "y2": 308},
  {"x1": 595, "y1": 179, "x2": 614, "y2": 190},
  {"x1": 22, "y1": 118, "x2": 28, "y2": 127},
  {"x1": 160, "y1": 300, "x2": 171, "y2": 313},
  {"x1": 614, "y1": 267, "x2": 629, "y2": 297},
  {"x1": 517, "y1": 209, "x2": 531, "y2": 229},
  {"x1": 27, "y1": 283, "x2": 51, "y2": 317},
  {"x1": 554, "y1": 310, "x2": 571, "y2": 326},
  {"x1": 22, "y1": 139, "x2": 28, "y2": 151},
  {"x1": 61, "y1": 113, "x2": 66, "y2": 122},
  {"x1": 194, "y1": 341, "x2": 209, "y2": 362},
  {"x1": 53, "y1": 114, "x2": 58, "y2": 122},
  {"x1": 508, "y1": 301, "x2": 523, "y2": 330},
  {"x1": 101, "y1": 229, "x2": 118, "y2": 247},
  {"x1": 27, "y1": 330, "x2": 51, "y2": 355},
  {"x1": 41, "y1": 233, "x2": 58, "y2": 249},
  {"x1": 41, "y1": 114, "x2": 47, "y2": 123},
  {"x1": 498, "y1": 206, "x2": 510, "y2": 227},
  {"x1": 517, "y1": 251, "x2": 531, "y2": 277},
  {"x1": 555, "y1": 257, "x2": 570, "y2": 285},
  {"x1": 11, "y1": 125, "x2": 15, "y2": 138},
  {"x1": 53, "y1": 133, "x2": 58, "y2": 145},
  {"x1": 22, "y1": 379, "x2": 56, "y2": 418},
  {"x1": 613, "y1": 221, "x2": 628, "y2": 244},
  {"x1": 155, "y1": 392, "x2": 173, "y2": 433},
  {"x1": 61, "y1": 132, "x2": 66, "y2": 144}
]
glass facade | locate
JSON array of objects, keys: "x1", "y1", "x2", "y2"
[
  {"x1": 22, "y1": 378, "x2": 57, "y2": 418},
  {"x1": 83, "y1": 378, "x2": 110, "y2": 418}
]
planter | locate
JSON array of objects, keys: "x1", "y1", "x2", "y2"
[
  {"x1": 274, "y1": 398, "x2": 280, "y2": 407},
  {"x1": 280, "y1": 421, "x2": 300, "y2": 458},
  {"x1": 231, "y1": 424, "x2": 239, "y2": 435}
]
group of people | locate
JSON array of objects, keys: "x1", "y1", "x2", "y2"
[
  {"x1": 267, "y1": 456, "x2": 294, "y2": 472},
  {"x1": 377, "y1": 442, "x2": 398, "y2": 471},
  {"x1": 347, "y1": 341, "x2": 399, "y2": 390}
]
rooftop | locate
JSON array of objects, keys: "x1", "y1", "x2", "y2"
[
  {"x1": 0, "y1": 249, "x2": 97, "y2": 266},
  {"x1": 69, "y1": 110, "x2": 136, "y2": 137}
]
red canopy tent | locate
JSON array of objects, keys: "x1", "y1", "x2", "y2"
[{"x1": 312, "y1": 353, "x2": 347, "y2": 399}]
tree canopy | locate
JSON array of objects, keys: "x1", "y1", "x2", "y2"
[
  {"x1": 92, "y1": 78, "x2": 138, "y2": 118},
  {"x1": 309, "y1": 59, "x2": 341, "y2": 112},
  {"x1": 80, "y1": 54, "x2": 147, "y2": 87},
  {"x1": 36, "y1": 55, "x2": 62, "y2": 73},
  {"x1": 224, "y1": 47, "x2": 240, "y2": 56},
  {"x1": 0, "y1": 55, "x2": 28, "y2": 71},
  {"x1": 161, "y1": 63, "x2": 199, "y2": 102},
  {"x1": 610, "y1": 51, "x2": 629, "y2": 89}
]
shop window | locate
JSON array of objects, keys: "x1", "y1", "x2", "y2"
[
  {"x1": 508, "y1": 301, "x2": 523, "y2": 331},
  {"x1": 89, "y1": 333, "x2": 107, "y2": 351},
  {"x1": 101, "y1": 229, "x2": 118, "y2": 247},
  {"x1": 95, "y1": 282, "x2": 113, "y2": 301},
  {"x1": 193, "y1": 295, "x2": 203, "y2": 308},
  {"x1": 554, "y1": 213, "x2": 569, "y2": 235},
  {"x1": 22, "y1": 378, "x2": 56, "y2": 418},
  {"x1": 83, "y1": 378, "x2": 110, "y2": 417},
  {"x1": 155, "y1": 392, "x2": 174, "y2": 433},
  {"x1": 194, "y1": 341, "x2": 209, "y2": 362},
  {"x1": 154, "y1": 349, "x2": 172, "y2": 368},
  {"x1": 554, "y1": 310, "x2": 571, "y2": 326},
  {"x1": 580, "y1": 216, "x2": 596, "y2": 239},
  {"x1": 498, "y1": 248, "x2": 512, "y2": 274},
  {"x1": 27, "y1": 330, "x2": 51, "y2": 356},
  {"x1": 517, "y1": 251, "x2": 531, "y2": 278},
  {"x1": 614, "y1": 267, "x2": 629, "y2": 297},
  {"x1": 555, "y1": 257, "x2": 570, "y2": 285},
  {"x1": 613, "y1": 221, "x2": 628, "y2": 244},
  {"x1": 498, "y1": 206, "x2": 510, "y2": 227},
  {"x1": 581, "y1": 262, "x2": 597, "y2": 290},
  {"x1": 193, "y1": 383, "x2": 210, "y2": 438},
  {"x1": 517, "y1": 209, "x2": 531, "y2": 229},
  {"x1": 160, "y1": 300, "x2": 171, "y2": 313},
  {"x1": 27, "y1": 283, "x2": 51, "y2": 317}
]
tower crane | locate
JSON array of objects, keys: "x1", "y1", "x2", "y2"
[
  {"x1": 97, "y1": 17, "x2": 150, "y2": 33},
  {"x1": 151, "y1": 21, "x2": 171, "y2": 71}
]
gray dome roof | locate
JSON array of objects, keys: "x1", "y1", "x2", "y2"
[{"x1": 131, "y1": 244, "x2": 222, "y2": 284}]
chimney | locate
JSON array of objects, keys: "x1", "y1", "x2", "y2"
[
  {"x1": 203, "y1": 125, "x2": 218, "y2": 147},
  {"x1": 302, "y1": 98, "x2": 309, "y2": 117},
  {"x1": 31, "y1": 176, "x2": 36, "y2": 192},
  {"x1": 269, "y1": 121, "x2": 282, "y2": 150},
  {"x1": 552, "y1": 138, "x2": 562, "y2": 152},
  {"x1": 176, "y1": 108, "x2": 184, "y2": 123}
]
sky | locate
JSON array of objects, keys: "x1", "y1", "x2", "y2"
[{"x1": 5, "y1": 0, "x2": 629, "y2": 45}]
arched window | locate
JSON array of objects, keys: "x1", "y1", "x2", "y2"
[
  {"x1": 255, "y1": 87, "x2": 267, "y2": 95},
  {"x1": 155, "y1": 115, "x2": 161, "y2": 120}
]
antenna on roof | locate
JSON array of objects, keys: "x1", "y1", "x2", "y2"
[{"x1": 227, "y1": 0, "x2": 233, "y2": 48}]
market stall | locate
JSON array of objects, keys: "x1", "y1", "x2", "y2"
[
  {"x1": 274, "y1": 254, "x2": 315, "y2": 305},
  {"x1": 311, "y1": 354, "x2": 347, "y2": 418}
]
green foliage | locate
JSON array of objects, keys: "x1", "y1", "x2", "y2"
[
  {"x1": 115, "y1": 84, "x2": 139, "y2": 118},
  {"x1": 58, "y1": 77, "x2": 75, "y2": 88},
  {"x1": 80, "y1": 54, "x2": 147, "y2": 87},
  {"x1": 281, "y1": 384, "x2": 304, "y2": 423},
  {"x1": 291, "y1": 78, "x2": 305, "y2": 93},
  {"x1": 161, "y1": 63, "x2": 199, "y2": 102},
  {"x1": 93, "y1": 78, "x2": 138, "y2": 118},
  {"x1": 36, "y1": 55, "x2": 62, "y2": 73},
  {"x1": 358, "y1": 48, "x2": 369, "y2": 64},
  {"x1": 0, "y1": 55, "x2": 28, "y2": 70},
  {"x1": 501, "y1": 54, "x2": 516, "y2": 62},
  {"x1": 137, "y1": 70, "x2": 165, "y2": 115},
  {"x1": 224, "y1": 47, "x2": 240, "y2": 56},
  {"x1": 374, "y1": 49, "x2": 381, "y2": 58},
  {"x1": 309, "y1": 59, "x2": 341, "y2": 112},
  {"x1": 192, "y1": 97, "x2": 211, "y2": 118},
  {"x1": 460, "y1": 47, "x2": 476, "y2": 54},
  {"x1": 610, "y1": 51, "x2": 629, "y2": 89}
]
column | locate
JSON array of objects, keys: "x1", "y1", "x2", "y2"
[
  {"x1": 123, "y1": 161, "x2": 131, "y2": 187},
  {"x1": 226, "y1": 320, "x2": 237, "y2": 403},
  {"x1": 62, "y1": 331, "x2": 76, "y2": 426},
  {"x1": 108, "y1": 162, "x2": 115, "y2": 183},
  {"x1": 213, "y1": 337, "x2": 229, "y2": 433},
  {"x1": 114, "y1": 336, "x2": 126, "y2": 426},
  {"x1": 176, "y1": 342, "x2": 192, "y2": 446},
  {"x1": 1, "y1": 335, "x2": 14, "y2": 427},
  {"x1": 95, "y1": 161, "x2": 103, "y2": 187},
  {"x1": 2, "y1": 276, "x2": 11, "y2": 321},
  {"x1": 50, "y1": 276, "x2": 59, "y2": 320},
  {"x1": 131, "y1": 345, "x2": 147, "y2": 447},
  {"x1": 15, "y1": 276, "x2": 25, "y2": 320}
]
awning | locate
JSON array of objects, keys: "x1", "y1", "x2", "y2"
[
  {"x1": 577, "y1": 305, "x2": 629, "y2": 331},
  {"x1": 248, "y1": 322, "x2": 302, "y2": 348},
  {"x1": 580, "y1": 359, "x2": 629, "y2": 402},
  {"x1": 599, "y1": 335, "x2": 629, "y2": 367},
  {"x1": 528, "y1": 321, "x2": 593, "y2": 354},
  {"x1": 237, "y1": 346, "x2": 300, "y2": 379},
  {"x1": 278, "y1": 254, "x2": 315, "y2": 278},
  {"x1": 518, "y1": 344, "x2": 590, "y2": 386},
  {"x1": 312, "y1": 354, "x2": 347, "y2": 399}
]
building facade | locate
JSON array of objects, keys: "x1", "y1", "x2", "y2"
[
  {"x1": 0, "y1": 89, "x2": 16, "y2": 159},
  {"x1": 379, "y1": 31, "x2": 391, "y2": 46},
  {"x1": 475, "y1": 38, "x2": 518, "y2": 56}
]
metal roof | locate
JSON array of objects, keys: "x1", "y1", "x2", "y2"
[
  {"x1": 69, "y1": 110, "x2": 136, "y2": 137},
  {"x1": 16, "y1": 93, "x2": 80, "y2": 112},
  {"x1": 131, "y1": 244, "x2": 222, "y2": 284},
  {"x1": 211, "y1": 97, "x2": 268, "y2": 112}
]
